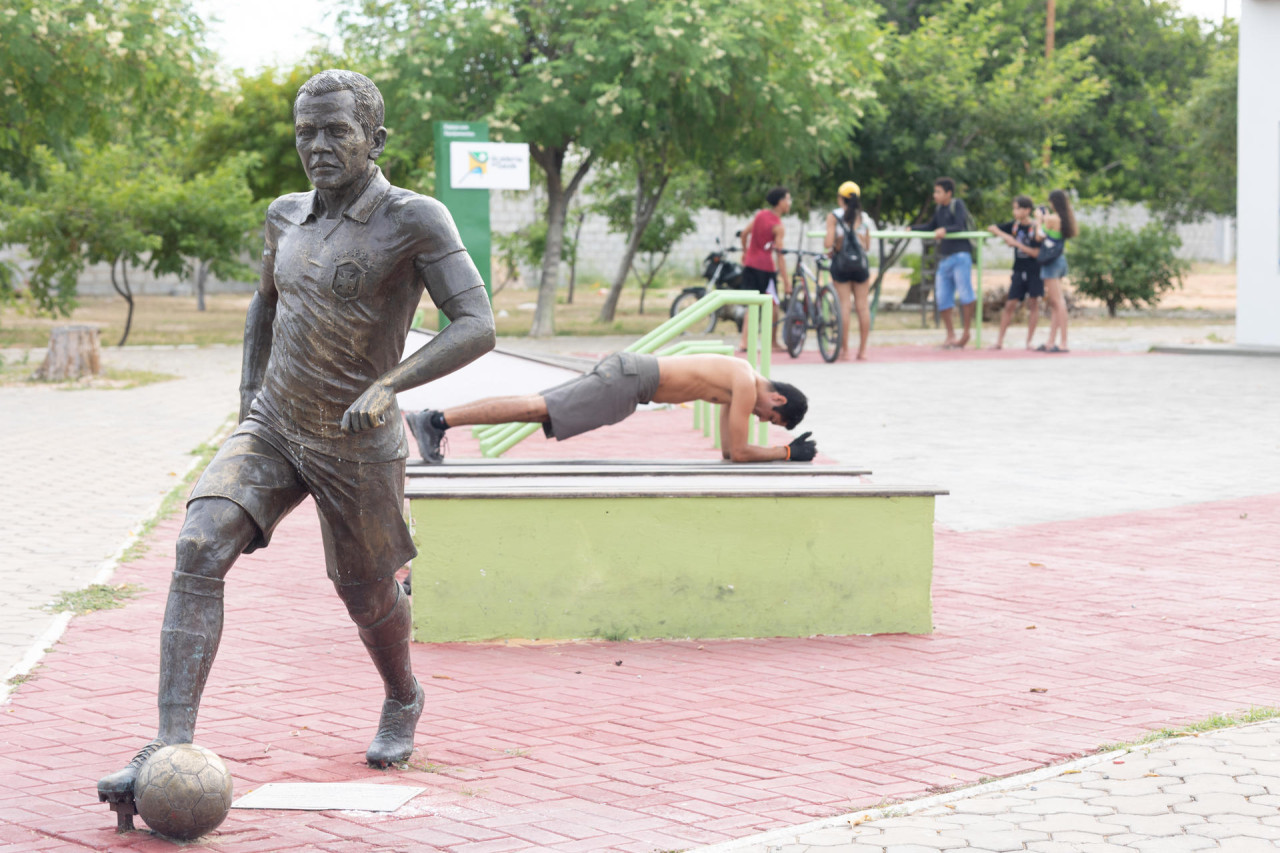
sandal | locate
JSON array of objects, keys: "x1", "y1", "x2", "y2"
[{"x1": 1035, "y1": 344, "x2": 1049, "y2": 352}]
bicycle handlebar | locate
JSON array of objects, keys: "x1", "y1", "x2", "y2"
[{"x1": 779, "y1": 248, "x2": 829, "y2": 258}]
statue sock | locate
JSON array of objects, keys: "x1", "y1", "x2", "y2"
[
  {"x1": 357, "y1": 581, "x2": 423, "y2": 767},
  {"x1": 98, "y1": 571, "x2": 224, "y2": 800}
]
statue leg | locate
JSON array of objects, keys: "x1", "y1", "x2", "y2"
[
  {"x1": 336, "y1": 576, "x2": 423, "y2": 767},
  {"x1": 98, "y1": 497, "x2": 255, "y2": 807}
]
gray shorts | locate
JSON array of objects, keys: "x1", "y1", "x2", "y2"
[{"x1": 540, "y1": 352, "x2": 661, "y2": 441}]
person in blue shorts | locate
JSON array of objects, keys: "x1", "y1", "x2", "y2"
[{"x1": 923, "y1": 177, "x2": 976, "y2": 349}]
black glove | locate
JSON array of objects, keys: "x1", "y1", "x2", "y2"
[{"x1": 786, "y1": 431, "x2": 816, "y2": 462}]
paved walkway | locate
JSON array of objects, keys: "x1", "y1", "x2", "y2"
[
  {"x1": 0, "y1": 327, "x2": 1277, "y2": 851},
  {"x1": 0, "y1": 346, "x2": 242, "y2": 692}
]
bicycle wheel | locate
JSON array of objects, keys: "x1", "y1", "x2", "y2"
[
  {"x1": 816, "y1": 284, "x2": 844, "y2": 363},
  {"x1": 783, "y1": 290, "x2": 808, "y2": 358},
  {"x1": 670, "y1": 289, "x2": 718, "y2": 335}
]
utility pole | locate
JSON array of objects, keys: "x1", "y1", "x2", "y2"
[
  {"x1": 1046, "y1": 0, "x2": 1056, "y2": 57},
  {"x1": 1043, "y1": 0, "x2": 1056, "y2": 166}
]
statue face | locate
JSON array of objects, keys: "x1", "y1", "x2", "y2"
[{"x1": 294, "y1": 90, "x2": 377, "y2": 190}]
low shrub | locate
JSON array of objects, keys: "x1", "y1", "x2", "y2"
[{"x1": 1070, "y1": 223, "x2": 1189, "y2": 316}]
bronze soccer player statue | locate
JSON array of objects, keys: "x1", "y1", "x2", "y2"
[{"x1": 98, "y1": 70, "x2": 496, "y2": 817}]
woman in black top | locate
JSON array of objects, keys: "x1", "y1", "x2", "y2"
[{"x1": 823, "y1": 181, "x2": 873, "y2": 360}]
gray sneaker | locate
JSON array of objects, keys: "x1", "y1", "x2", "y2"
[{"x1": 406, "y1": 410, "x2": 446, "y2": 464}]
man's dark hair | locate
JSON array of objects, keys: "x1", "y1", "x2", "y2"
[
  {"x1": 770, "y1": 380, "x2": 808, "y2": 430},
  {"x1": 934, "y1": 177, "x2": 955, "y2": 196},
  {"x1": 295, "y1": 69, "x2": 386, "y2": 139},
  {"x1": 1014, "y1": 195, "x2": 1034, "y2": 210},
  {"x1": 766, "y1": 187, "x2": 790, "y2": 207}
]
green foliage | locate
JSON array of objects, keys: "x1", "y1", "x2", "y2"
[
  {"x1": 1069, "y1": 222, "x2": 1189, "y2": 316},
  {"x1": 1158, "y1": 22, "x2": 1236, "y2": 222},
  {"x1": 188, "y1": 64, "x2": 331, "y2": 202},
  {"x1": 0, "y1": 140, "x2": 259, "y2": 330},
  {"x1": 344, "y1": 0, "x2": 880, "y2": 334},
  {"x1": 1050, "y1": 0, "x2": 1217, "y2": 204},
  {"x1": 816, "y1": 0, "x2": 1105, "y2": 231},
  {"x1": 45, "y1": 583, "x2": 143, "y2": 614},
  {"x1": 0, "y1": 0, "x2": 214, "y2": 183}
]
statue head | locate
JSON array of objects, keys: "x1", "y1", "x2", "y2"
[{"x1": 293, "y1": 70, "x2": 388, "y2": 190}]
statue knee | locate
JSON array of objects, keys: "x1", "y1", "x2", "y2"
[
  {"x1": 175, "y1": 498, "x2": 254, "y2": 578},
  {"x1": 336, "y1": 577, "x2": 403, "y2": 629}
]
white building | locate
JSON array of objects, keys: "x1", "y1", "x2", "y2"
[{"x1": 1236, "y1": 0, "x2": 1280, "y2": 346}]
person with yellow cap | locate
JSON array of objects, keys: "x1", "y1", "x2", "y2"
[{"x1": 823, "y1": 181, "x2": 873, "y2": 360}]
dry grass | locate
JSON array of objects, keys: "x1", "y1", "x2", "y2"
[{"x1": 0, "y1": 261, "x2": 1235, "y2": 349}]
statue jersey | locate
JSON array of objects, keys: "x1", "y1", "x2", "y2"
[{"x1": 250, "y1": 168, "x2": 474, "y2": 462}]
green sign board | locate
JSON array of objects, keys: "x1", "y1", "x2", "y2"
[{"x1": 432, "y1": 121, "x2": 492, "y2": 327}]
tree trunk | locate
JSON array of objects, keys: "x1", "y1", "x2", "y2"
[
  {"x1": 566, "y1": 210, "x2": 585, "y2": 305},
  {"x1": 529, "y1": 147, "x2": 596, "y2": 338},
  {"x1": 599, "y1": 168, "x2": 669, "y2": 323},
  {"x1": 109, "y1": 256, "x2": 136, "y2": 347},
  {"x1": 196, "y1": 259, "x2": 209, "y2": 312},
  {"x1": 35, "y1": 325, "x2": 101, "y2": 381}
]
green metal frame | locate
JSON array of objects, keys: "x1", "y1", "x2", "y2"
[
  {"x1": 473, "y1": 291, "x2": 775, "y2": 457},
  {"x1": 806, "y1": 229, "x2": 993, "y2": 346}
]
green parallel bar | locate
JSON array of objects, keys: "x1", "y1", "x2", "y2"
[
  {"x1": 693, "y1": 399, "x2": 703, "y2": 431},
  {"x1": 485, "y1": 422, "x2": 540, "y2": 457},
  {"x1": 477, "y1": 421, "x2": 525, "y2": 447},
  {"x1": 478, "y1": 422, "x2": 534, "y2": 454}
]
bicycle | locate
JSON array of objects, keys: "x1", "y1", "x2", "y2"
[
  {"x1": 778, "y1": 249, "x2": 843, "y2": 363},
  {"x1": 669, "y1": 239, "x2": 746, "y2": 335}
]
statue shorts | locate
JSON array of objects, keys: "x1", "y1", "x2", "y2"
[{"x1": 188, "y1": 420, "x2": 416, "y2": 585}]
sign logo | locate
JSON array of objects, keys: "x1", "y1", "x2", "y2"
[
  {"x1": 450, "y1": 142, "x2": 531, "y2": 191},
  {"x1": 465, "y1": 150, "x2": 489, "y2": 178}
]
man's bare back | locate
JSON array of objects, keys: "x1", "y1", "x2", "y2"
[{"x1": 651, "y1": 354, "x2": 759, "y2": 407}]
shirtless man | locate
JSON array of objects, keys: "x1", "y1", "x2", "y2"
[{"x1": 406, "y1": 352, "x2": 815, "y2": 464}]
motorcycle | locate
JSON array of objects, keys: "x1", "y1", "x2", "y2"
[{"x1": 669, "y1": 240, "x2": 747, "y2": 334}]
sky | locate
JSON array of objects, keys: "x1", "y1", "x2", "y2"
[
  {"x1": 194, "y1": 0, "x2": 342, "y2": 75},
  {"x1": 194, "y1": 0, "x2": 1240, "y2": 76}
]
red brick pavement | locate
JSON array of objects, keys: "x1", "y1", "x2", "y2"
[{"x1": 2, "y1": 410, "x2": 1278, "y2": 851}]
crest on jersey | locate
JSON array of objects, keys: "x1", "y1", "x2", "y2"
[{"x1": 332, "y1": 259, "x2": 367, "y2": 300}]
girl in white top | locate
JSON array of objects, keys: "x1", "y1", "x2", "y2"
[{"x1": 823, "y1": 181, "x2": 873, "y2": 360}]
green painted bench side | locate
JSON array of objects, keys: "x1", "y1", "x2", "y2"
[{"x1": 409, "y1": 493, "x2": 935, "y2": 642}]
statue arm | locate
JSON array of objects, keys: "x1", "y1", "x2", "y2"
[
  {"x1": 340, "y1": 253, "x2": 495, "y2": 434},
  {"x1": 239, "y1": 222, "x2": 280, "y2": 422}
]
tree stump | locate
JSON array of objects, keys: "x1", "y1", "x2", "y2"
[{"x1": 35, "y1": 325, "x2": 101, "y2": 381}]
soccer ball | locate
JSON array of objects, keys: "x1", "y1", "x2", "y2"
[{"x1": 134, "y1": 743, "x2": 233, "y2": 840}]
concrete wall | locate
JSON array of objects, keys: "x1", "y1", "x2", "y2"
[{"x1": 1236, "y1": 0, "x2": 1280, "y2": 346}]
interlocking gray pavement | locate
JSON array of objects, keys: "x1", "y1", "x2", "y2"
[
  {"x1": 692, "y1": 720, "x2": 1280, "y2": 852},
  {"x1": 0, "y1": 345, "x2": 241, "y2": 691}
]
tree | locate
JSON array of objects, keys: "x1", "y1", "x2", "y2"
[
  {"x1": 1070, "y1": 222, "x2": 1188, "y2": 316},
  {"x1": 0, "y1": 141, "x2": 259, "y2": 342},
  {"x1": 187, "y1": 66, "x2": 322, "y2": 204},
  {"x1": 1156, "y1": 22, "x2": 1236, "y2": 222},
  {"x1": 590, "y1": 0, "x2": 879, "y2": 322},
  {"x1": 593, "y1": 166, "x2": 701, "y2": 315},
  {"x1": 148, "y1": 155, "x2": 263, "y2": 312},
  {"x1": 0, "y1": 0, "x2": 214, "y2": 182},
  {"x1": 804, "y1": 0, "x2": 1105, "y2": 292}
]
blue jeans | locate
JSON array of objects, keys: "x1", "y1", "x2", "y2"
[{"x1": 935, "y1": 252, "x2": 975, "y2": 311}]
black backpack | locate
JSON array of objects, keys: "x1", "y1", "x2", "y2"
[{"x1": 831, "y1": 216, "x2": 869, "y2": 282}]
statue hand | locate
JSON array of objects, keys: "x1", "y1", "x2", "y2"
[{"x1": 341, "y1": 382, "x2": 396, "y2": 434}]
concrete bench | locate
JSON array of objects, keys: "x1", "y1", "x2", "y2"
[{"x1": 405, "y1": 463, "x2": 945, "y2": 642}]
